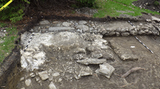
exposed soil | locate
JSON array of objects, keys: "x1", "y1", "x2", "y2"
[{"x1": 1, "y1": 0, "x2": 160, "y2": 89}]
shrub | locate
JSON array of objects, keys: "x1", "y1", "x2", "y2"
[{"x1": 0, "y1": 0, "x2": 30, "y2": 23}]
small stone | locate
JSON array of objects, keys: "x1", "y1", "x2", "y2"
[
  {"x1": 30, "y1": 73, "x2": 35, "y2": 78},
  {"x1": 76, "y1": 25, "x2": 89, "y2": 32},
  {"x1": 130, "y1": 46, "x2": 135, "y2": 48},
  {"x1": 138, "y1": 30, "x2": 145, "y2": 35},
  {"x1": 130, "y1": 30, "x2": 137, "y2": 35},
  {"x1": 73, "y1": 48, "x2": 86, "y2": 54},
  {"x1": 73, "y1": 54, "x2": 86, "y2": 60},
  {"x1": 148, "y1": 31, "x2": 152, "y2": 34},
  {"x1": 40, "y1": 20, "x2": 50, "y2": 25},
  {"x1": 121, "y1": 32, "x2": 130, "y2": 36},
  {"x1": 95, "y1": 63, "x2": 115, "y2": 78},
  {"x1": 144, "y1": 29, "x2": 149, "y2": 33},
  {"x1": 41, "y1": 29, "x2": 47, "y2": 33},
  {"x1": 121, "y1": 54, "x2": 138, "y2": 60},
  {"x1": 30, "y1": 29, "x2": 34, "y2": 32},
  {"x1": 58, "y1": 78, "x2": 62, "y2": 82},
  {"x1": 52, "y1": 72, "x2": 60, "y2": 77},
  {"x1": 21, "y1": 87, "x2": 25, "y2": 89},
  {"x1": 90, "y1": 51, "x2": 103, "y2": 58},
  {"x1": 52, "y1": 21, "x2": 59, "y2": 24},
  {"x1": 35, "y1": 77, "x2": 40, "y2": 82},
  {"x1": 154, "y1": 25, "x2": 160, "y2": 32},
  {"x1": 46, "y1": 26, "x2": 50, "y2": 29},
  {"x1": 38, "y1": 71, "x2": 49, "y2": 80},
  {"x1": 3, "y1": 30, "x2": 6, "y2": 32},
  {"x1": 152, "y1": 29, "x2": 159, "y2": 35},
  {"x1": 80, "y1": 66, "x2": 93, "y2": 76},
  {"x1": 77, "y1": 58, "x2": 106, "y2": 65},
  {"x1": 153, "y1": 7, "x2": 155, "y2": 10},
  {"x1": 79, "y1": 21, "x2": 87, "y2": 25},
  {"x1": 108, "y1": 32, "x2": 115, "y2": 36},
  {"x1": 20, "y1": 77, "x2": 25, "y2": 81},
  {"x1": 116, "y1": 32, "x2": 120, "y2": 36},
  {"x1": 62, "y1": 22, "x2": 71, "y2": 27},
  {"x1": 139, "y1": 23, "x2": 143, "y2": 25},
  {"x1": 146, "y1": 19, "x2": 152, "y2": 22},
  {"x1": 86, "y1": 46, "x2": 95, "y2": 52},
  {"x1": 89, "y1": 27, "x2": 94, "y2": 31},
  {"x1": 49, "y1": 82, "x2": 57, "y2": 89},
  {"x1": 25, "y1": 79, "x2": 31, "y2": 86}
]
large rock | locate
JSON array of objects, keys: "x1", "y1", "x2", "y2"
[
  {"x1": 109, "y1": 37, "x2": 138, "y2": 60},
  {"x1": 39, "y1": 20, "x2": 50, "y2": 25},
  {"x1": 78, "y1": 20, "x2": 87, "y2": 25},
  {"x1": 62, "y1": 22, "x2": 71, "y2": 27},
  {"x1": 152, "y1": 16, "x2": 160, "y2": 22},
  {"x1": 95, "y1": 63, "x2": 115, "y2": 78},
  {"x1": 77, "y1": 58, "x2": 106, "y2": 65}
]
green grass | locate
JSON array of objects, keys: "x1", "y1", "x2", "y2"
[
  {"x1": 0, "y1": 23, "x2": 18, "y2": 63},
  {"x1": 94, "y1": 0, "x2": 160, "y2": 17}
]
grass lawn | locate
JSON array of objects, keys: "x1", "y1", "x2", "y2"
[
  {"x1": 94, "y1": 0, "x2": 160, "y2": 17},
  {"x1": 0, "y1": 22, "x2": 18, "y2": 63}
]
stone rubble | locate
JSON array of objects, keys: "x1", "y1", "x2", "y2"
[
  {"x1": 31, "y1": 19, "x2": 160, "y2": 36},
  {"x1": 18, "y1": 17, "x2": 160, "y2": 89},
  {"x1": 20, "y1": 30, "x2": 117, "y2": 88},
  {"x1": 30, "y1": 73, "x2": 35, "y2": 78}
]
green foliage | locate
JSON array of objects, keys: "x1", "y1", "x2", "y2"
[{"x1": 0, "y1": 0, "x2": 29, "y2": 23}]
